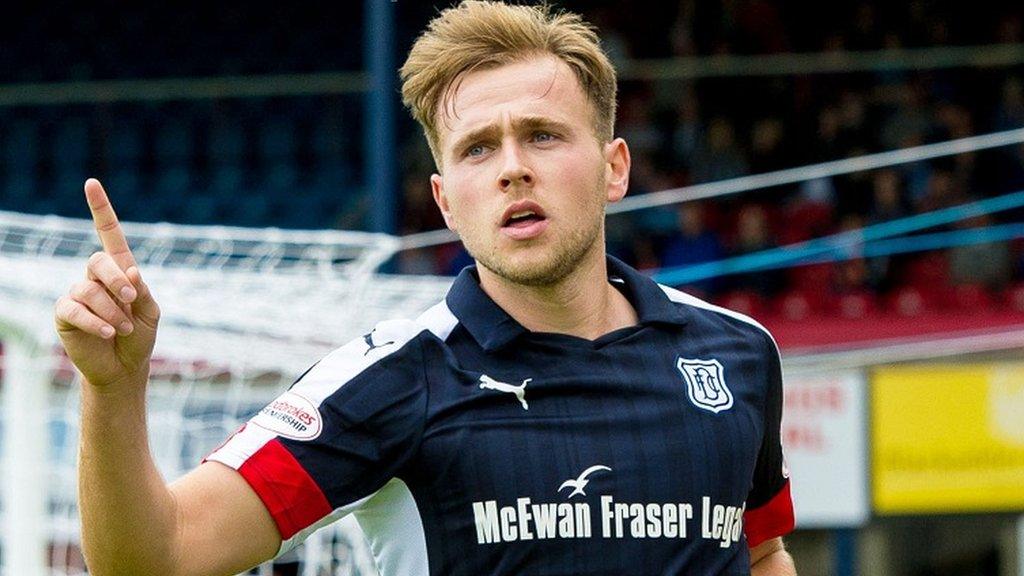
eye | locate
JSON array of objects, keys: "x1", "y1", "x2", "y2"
[
  {"x1": 465, "y1": 143, "x2": 491, "y2": 158},
  {"x1": 533, "y1": 132, "x2": 556, "y2": 143}
]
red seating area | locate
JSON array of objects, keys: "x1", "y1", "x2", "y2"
[
  {"x1": 694, "y1": 194, "x2": 1024, "y2": 352},
  {"x1": 714, "y1": 280, "x2": 1024, "y2": 351},
  {"x1": 710, "y1": 228, "x2": 1024, "y2": 350}
]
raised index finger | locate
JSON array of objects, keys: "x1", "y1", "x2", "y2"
[{"x1": 84, "y1": 178, "x2": 137, "y2": 269}]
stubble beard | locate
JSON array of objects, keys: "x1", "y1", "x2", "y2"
[{"x1": 470, "y1": 204, "x2": 606, "y2": 288}]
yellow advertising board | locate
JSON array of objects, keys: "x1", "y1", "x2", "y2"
[{"x1": 872, "y1": 364, "x2": 1024, "y2": 514}]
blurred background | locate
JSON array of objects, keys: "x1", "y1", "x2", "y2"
[{"x1": 1, "y1": 1, "x2": 1023, "y2": 575}]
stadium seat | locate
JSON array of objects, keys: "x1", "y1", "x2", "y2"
[
  {"x1": 188, "y1": 192, "x2": 222, "y2": 224},
  {"x1": 264, "y1": 162, "x2": 298, "y2": 191},
  {"x1": 310, "y1": 162, "x2": 353, "y2": 197},
  {"x1": 833, "y1": 290, "x2": 879, "y2": 319},
  {"x1": 311, "y1": 115, "x2": 349, "y2": 163},
  {"x1": 789, "y1": 263, "x2": 832, "y2": 293},
  {"x1": 717, "y1": 290, "x2": 766, "y2": 318},
  {"x1": 207, "y1": 122, "x2": 247, "y2": 166},
  {"x1": 52, "y1": 167, "x2": 90, "y2": 216},
  {"x1": 106, "y1": 121, "x2": 144, "y2": 166},
  {"x1": 2, "y1": 117, "x2": 40, "y2": 171},
  {"x1": 209, "y1": 164, "x2": 246, "y2": 199},
  {"x1": 258, "y1": 118, "x2": 297, "y2": 161},
  {"x1": 773, "y1": 288, "x2": 828, "y2": 320},
  {"x1": 949, "y1": 283, "x2": 994, "y2": 311},
  {"x1": 127, "y1": 190, "x2": 165, "y2": 223},
  {"x1": 105, "y1": 168, "x2": 142, "y2": 201},
  {"x1": 1, "y1": 172, "x2": 38, "y2": 210},
  {"x1": 904, "y1": 252, "x2": 950, "y2": 289},
  {"x1": 52, "y1": 117, "x2": 91, "y2": 173},
  {"x1": 154, "y1": 119, "x2": 195, "y2": 164},
  {"x1": 156, "y1": 164, "x2": 192, "y2": 192},
  {"x1": 1006, "y1": 282, "x2": 1024, "y2": 313},
  {"x1": 886, "y1": 285, "x2": 943, "y2": 317},
  {"x1": 778, "y1": 199, "x2": 833, "y2": 244},
  {"x1": 236, "y1": 195, "x2": 271, "y2": 226}
]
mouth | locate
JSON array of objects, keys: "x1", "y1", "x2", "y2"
[
  {"x1": 500, "y1": 201, "x2": 549, "y2": 239},
  {"x1": 504, "y1": 211, "x2": 545, "y2": 228}
]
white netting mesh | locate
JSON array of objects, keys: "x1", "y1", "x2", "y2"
[{"x1": 0, "y1": 210, "x2": 453, "y2": 575}]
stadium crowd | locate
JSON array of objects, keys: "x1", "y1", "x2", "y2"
[{"x1": 1, "y1": 1, "x2": 1023, "y2": 321}]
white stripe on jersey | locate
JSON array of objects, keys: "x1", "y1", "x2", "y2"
[
  {"x1": 207, "y1": 318, "x2": 425, "y2": 471},
  {"x1": 416, "y1": 299, "x2": 460, "y2": 341},
  {"x1": 354, "y1": 478, "x2": 429, "y2": 576},
  {"x1": 269, "y1": 475, "x2": 428, "y2": 567},
  {"x1": 293, "y1": 318, "x2": 427, "y2": 407},
  {"x1": 206, "y1": 423, "x2": 276, "y2": 470},
  {"x1": 658, "y1": 284, "x2": 781, "y2": 352}
]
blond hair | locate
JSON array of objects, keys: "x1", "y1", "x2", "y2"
[{"x1": 400, "y1": 1, "x2": 617, "y2": 168}]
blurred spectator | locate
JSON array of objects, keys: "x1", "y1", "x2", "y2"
[
  {"x1": 691, "y1": 117, "x2": 748, "y2": 184},
  {"x1": 728, "y1": 204, "x2": 786, "y2": 297},
  {"x1": 748, "y1": 118, "x2": 788, "y2": 174},
  {"x1": 660, "y1": 202, "x2": 724, "y2": 295},
  {"x1": 916, "y1": 169, "x2": 964, "y2": 214},
  {"x1": 617, "y1": 91, "x2": 665, "y2": 164},
  {"x1": 670, "y1": 86, "x2": 703, "y2": 172},
  {"x1": 867, "y1": 170, "x2": 909, "y2": 223},
  {"x1": 585, "y1": 6, "x2": 633, "y2": 68},
  {"x1": 865, "y1": 169, "x2": 911, "y2": 290},
  {"x1": 948, "y1": 210, "x2": 1013, "y2": 290},
  {"x1": 994, "y1": 77, "x2": 1024, "y2": 131},
  {"x1": 733, "y1": 0, "x2": 788, "y2": 54},
  {"x1": 832, "y1": 214, "x2": 871, "y2": 295},
  {"x1": 880, "y1": 81, "x2": 932, "y2": 152},
  {"x1": 629, "y1": 236, "x2": 662, "y2": 272},
  {"x1": 668, "y1": 0, "x2": 697, "y2": 56}
]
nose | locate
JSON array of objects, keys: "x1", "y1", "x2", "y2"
[{"x1": 497, "y1": 143, "x2": 534, "y2": 191}]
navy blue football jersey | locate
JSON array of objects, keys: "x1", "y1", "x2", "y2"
[{"x1": 207, "y1": 256, "x2": 794, "y2": 575}]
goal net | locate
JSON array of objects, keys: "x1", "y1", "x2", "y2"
[{"x1": 0, "y1": 209, "x2": 453, "y2": 575}]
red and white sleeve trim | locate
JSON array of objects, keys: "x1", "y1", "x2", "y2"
[
  {"x1": 234, "y1": 438, "x2": 333, "y2": 541},
  {"x1": 744, "y1": 480, "x2": 795, "y2": 548}
]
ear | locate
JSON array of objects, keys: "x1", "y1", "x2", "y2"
[
  {"x1": 431, "y1": 173, "x2": 458, "y2": 231},
  {"x1": 603, "y1": 137, "x2": 631, "y2": 204}
]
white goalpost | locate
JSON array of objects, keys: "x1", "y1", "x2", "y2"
[{"x1": 0, "y1": 210, "x2": 453, "y2": 575}]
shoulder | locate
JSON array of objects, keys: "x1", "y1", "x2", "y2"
[
  {"x1": 288, "y1": 304, "x2": 457, "y2": 403},
  {"x1": 413, "y1": 299, "x2": 461, "y2": 342},
  {"x1": 657, "y1": 283, "x2": 779, "y2": 352}
]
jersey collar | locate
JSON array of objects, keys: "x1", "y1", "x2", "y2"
[{"x1": 446, "y1": 255, "x2": 689, "y2": 352}]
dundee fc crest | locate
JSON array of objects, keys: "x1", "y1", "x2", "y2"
[{"x1": 677, "y1": 358, "x2": 733, "y2": 413}]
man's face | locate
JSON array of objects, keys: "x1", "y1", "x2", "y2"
[{"x1": 430, "y1": 56, "x2": 629, "y2": 287}]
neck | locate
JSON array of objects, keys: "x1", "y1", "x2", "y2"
[{"x1": 476, "y1": 244, "x2": 639, "y2": 340}]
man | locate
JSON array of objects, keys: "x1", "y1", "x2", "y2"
[{"x1": 54, "y1": 2, "x2": 796, "y2": 574}]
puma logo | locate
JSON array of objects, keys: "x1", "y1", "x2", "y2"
[
  {"x1": 363, "y1": 329, "x2": 395, "y2": 356},
  {"x1": 479, "y1": 374, "x2": 532, "y2": 410}
]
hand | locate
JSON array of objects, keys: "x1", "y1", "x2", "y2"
[{"x1": 54, "y1": 179, "x2": 161, "y2": 391}]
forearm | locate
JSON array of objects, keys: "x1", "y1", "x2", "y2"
[
  {"x1": 751, "y1": 548, "x2": 797, "y2": 576},
  {"x1": 78, "y1": 381, "x2": 181, "y2": 576}
]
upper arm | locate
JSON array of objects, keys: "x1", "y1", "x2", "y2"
[
  {"x1": 743, "y1": 332, "x2": 795, "y2": 546},
  {"x1": 167, "y1": 461, "x2": 280, "y2": 576},
  {"x1": 176, "y1": 327, "x2": 429, "y2": 573}
]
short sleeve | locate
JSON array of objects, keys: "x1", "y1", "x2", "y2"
[
  {"x1": 205, "y1": 320, "x2": 429, "y2": 555},
  {"x1": 743, "y1": 331, "x2": 795, "y2": 548}
]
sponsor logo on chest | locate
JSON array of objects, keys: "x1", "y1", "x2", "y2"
[{"x1": 471, "y1": 465, "x2": 745, "y2": 548}]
